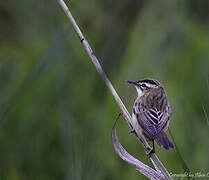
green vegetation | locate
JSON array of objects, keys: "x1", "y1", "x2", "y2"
[{"x1": 0, "y1": 0, "x2": 208, "y2": 179}]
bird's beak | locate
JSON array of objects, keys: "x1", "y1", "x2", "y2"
[
  {"x1": 127, "y1": 80, "x2": 138, "y2": 86},
  {"x1": 128, "y1": 80, "x2": 143, "y2": 96}
]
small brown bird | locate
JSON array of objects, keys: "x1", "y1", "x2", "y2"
[{"x1": 128, "y1": 78, "x2": 174, "y2": 152}]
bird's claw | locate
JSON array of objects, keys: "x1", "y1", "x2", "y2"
[
  {"x1": 129, "y1": 128, "x2": 136, "y2": 134},
  {"x1": 146, "y1": 147, "x2": 155, "y2": 158}
]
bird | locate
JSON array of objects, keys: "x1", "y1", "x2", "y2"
[{"x1": 128, "y1": 78, "x2": 174, "y2": 154}]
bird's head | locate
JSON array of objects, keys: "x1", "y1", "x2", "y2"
[{"x1": 127, "y1": 78, "x2": 162, "y2": 97}]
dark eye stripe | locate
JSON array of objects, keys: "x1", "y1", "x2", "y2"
[{"x1": 141, "y1": 83, "x2": 147, "y2": 88}]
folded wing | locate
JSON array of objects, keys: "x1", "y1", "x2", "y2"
[{"x1": 136, "y1": 107, "x2": 169, "y2": 139}]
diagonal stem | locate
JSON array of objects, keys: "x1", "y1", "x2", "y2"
[{"x1": 57, "y1": 1, "x2": 173, "y2": 180}]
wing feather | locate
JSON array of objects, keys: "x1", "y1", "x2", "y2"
[{"x1": 136, "y1": 108, "x2": 169, "y2": 139}]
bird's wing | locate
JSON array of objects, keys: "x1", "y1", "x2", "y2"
[{"x1": 136, "y1": 107, "x2": 169, "y2": 139}]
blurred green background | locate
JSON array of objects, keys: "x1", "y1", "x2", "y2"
[{"x1": 0, "y1": 0, "x2": 209, "y2": 179}]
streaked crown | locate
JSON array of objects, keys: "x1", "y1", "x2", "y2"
[{"x1": 137, "y1": 79, "x2": 161, "y2": 89}]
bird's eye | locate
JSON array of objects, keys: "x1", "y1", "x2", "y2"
[{"x1": 141, "y1": 83, "x2": 147, "y2": 88}]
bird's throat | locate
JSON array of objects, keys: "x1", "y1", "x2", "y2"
[{"x1": 136, "y1": 86, "x2": 143, "y2": 97}]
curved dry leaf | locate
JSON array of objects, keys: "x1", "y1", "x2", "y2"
[{"x1": 111, "y1": 118, "x2": 165, "y2": 180}]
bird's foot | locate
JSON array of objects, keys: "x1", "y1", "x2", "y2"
[
  {"x1": 129, "y1": 128, "x2": 136, "y2": 134},
  {"x1": 146, "y1": 147, "x2": 155, "y2": 158}
]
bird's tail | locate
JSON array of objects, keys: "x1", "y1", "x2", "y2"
[{"x1": 155, "y1": 132, "x2": 174, "y2": 150}]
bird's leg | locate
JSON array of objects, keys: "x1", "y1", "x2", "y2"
[
  {"x1": 129, "y1": 128, "x2": 136, "y2": 134},
  {"x1": 147, "y1": 140, "x2": 155, "y2": 158},
  {"x1": 152, "y1": 139, "x2": 155, "y2": 153},
  {"x1": 128, "y1": 121, "x2": 136, "y2": 135}
]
